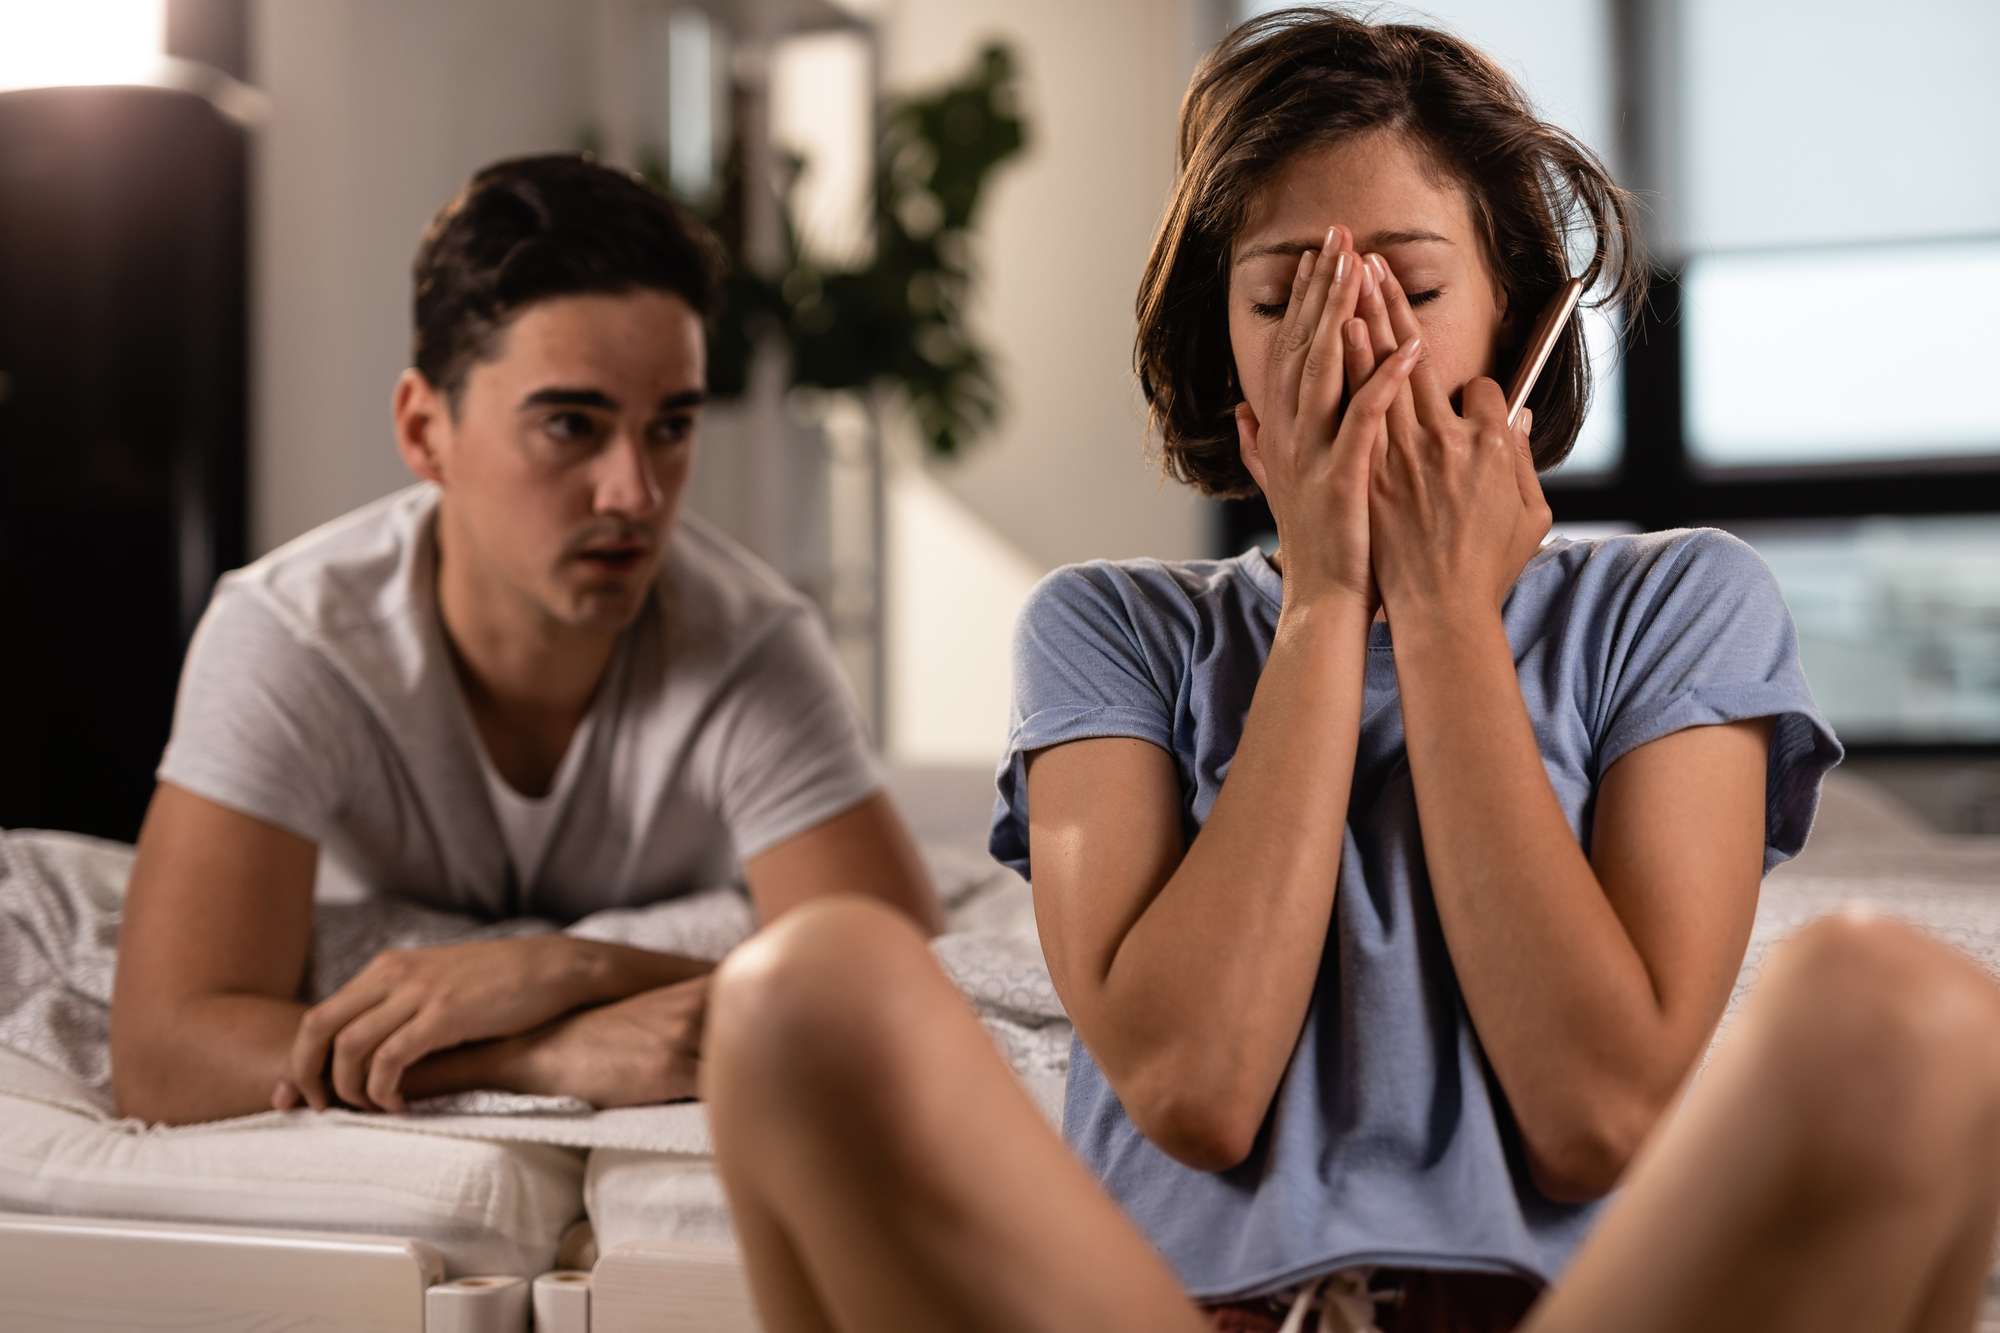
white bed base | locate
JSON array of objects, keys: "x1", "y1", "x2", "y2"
[{"x1": 0, "y1": 1212, "x2": 759, "y2": 1332}]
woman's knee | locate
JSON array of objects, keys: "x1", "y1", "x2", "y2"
[
  {"x1": 1758, "y1": 913, "x2": 2000, "y2": 1179},
  {"x1": 1768, "y1": 913, "x2": 2000, "y2": 1056},
  {"x1": 708, "y1": 896, "x2": 945, "y2": 1109}
]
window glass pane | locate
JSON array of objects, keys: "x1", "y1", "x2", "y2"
[
  {"x1": 1684, "y1": 0, "x2": 2000, "y2": 251},
  {"x1": 1685, "y1": 241, "x2": 2000, "y2": 468},
  {"x1": 1733, "y1": 516, "x2": 2000, "y2": 744}
]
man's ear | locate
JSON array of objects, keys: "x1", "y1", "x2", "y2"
[{"x1": 393, "y1": 369, "x2": 450, "y2": 484}]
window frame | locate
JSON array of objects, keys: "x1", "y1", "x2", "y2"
[{"x1": 1543, "y1": 266, "x2": 2000, "y2": 531}]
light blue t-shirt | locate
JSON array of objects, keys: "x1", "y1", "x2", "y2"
[{"x1": 991, "y1": 529, "x2": 1841, "y2": 1302}]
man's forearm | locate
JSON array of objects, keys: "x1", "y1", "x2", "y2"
[
  {"x1": 409, "y1": 978, "x2": 710, "y2": 1108},
  {"x1": 567, "y1": 940, "x2": 714, "y2": 1006},
  {"x1": 113, "y1": 945, "x2": 712, "y2": 1122}
]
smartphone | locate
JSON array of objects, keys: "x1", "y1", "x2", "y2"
[{"x1": 1504, "y1": 277, "x2": 1584, "y2": 431}]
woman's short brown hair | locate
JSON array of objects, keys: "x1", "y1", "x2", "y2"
[{"x1": 1137, "y1": 6, "x2": 1644, "y2": 497}]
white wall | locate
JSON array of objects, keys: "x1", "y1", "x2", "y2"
[
  {"x1": 250, "y1": 0, "x2": 592, "y2": 554},
  {"x1": 858, "y1": 0, "x2": 1221, "y2": 572},
  {"x1": 887, "y1": 466, "x2": 1045, "y2": 763}
]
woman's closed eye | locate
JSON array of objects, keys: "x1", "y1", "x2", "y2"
[{"x1": 1247, "y1": 286, "x2": 1443, "y2": 320}]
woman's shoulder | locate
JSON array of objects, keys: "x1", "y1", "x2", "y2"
[
  {"x1": 1526, "y1": 526, "x2": 1782, "y2": 614},
  {"x1": 1021, "y1": 551, "x2": 1281, "y2": 639}
]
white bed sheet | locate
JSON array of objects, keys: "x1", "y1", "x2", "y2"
[{"x1": 0, "y1": 1045, "x2": 585, "y2": 1276}]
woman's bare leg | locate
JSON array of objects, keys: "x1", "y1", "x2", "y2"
[
  {"x1": 1529, "y1": 912, "x2": 2000, "y2": 1333},
  {"x1": 703, "y1": 896, "x2": 1209, "y2": 1333}
]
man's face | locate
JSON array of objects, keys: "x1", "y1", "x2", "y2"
[{"x1": 404, "y1": 289, "x2": 705, "y2": 636}]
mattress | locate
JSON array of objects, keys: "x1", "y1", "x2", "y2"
[
  {"x1": 0, "y1": 767, "x2": 1070, "y2": 1279},
  {"x1": 588, "y1": 1148, "x2": 737, "y2": 1253},
  {"x1": 0, "y1": 1045, "x2": 586, "y2": 1277}
]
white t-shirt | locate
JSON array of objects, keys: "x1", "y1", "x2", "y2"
[
  {"x1": 475, "y1": 707, "x2": 597, "y2": 887},
  {"x1": 157, "y1": 484, "x2": 881, "y2": 922}
]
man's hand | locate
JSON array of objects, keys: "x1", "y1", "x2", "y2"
[
  {"x1": 488, "y1": 976, "x2": 709, "y2": 1108},
  {"x1": 287, "y1": 935, "x2": 707, "y2": 1113}
]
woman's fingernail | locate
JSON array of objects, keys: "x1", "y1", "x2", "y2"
[
  {"x1": 1334, "y1": 251, "x2": 1352, "y2": 285},
  {"x1": 1368, "y1": 254, "x2": 1389, "y2": 283},
  {"x1": 1324, "y1": 225, "x2": 1339, "y2": 252},
  {"x1": 1298, "y1": 248, "x2": 1316, "y2": 283},
  {"x1": 1402, "y1": 337, "x2": 1423, "y2": 359}
]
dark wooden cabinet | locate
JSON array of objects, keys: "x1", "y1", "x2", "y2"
[{"x1": 0, "y1": 85, "x2": 247, "y2": 841}]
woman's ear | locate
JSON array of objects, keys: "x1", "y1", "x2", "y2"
[{"x1": 1235, "y1": 400, "x2": 1270, "y2": 495}]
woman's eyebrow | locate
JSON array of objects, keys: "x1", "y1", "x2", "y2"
[
  {"x1": 1235, "y1": 229, "x2": 1455, "y2": 266},
  {"x1": 1360, "y1": 228, "x2": 1453, "y2": 250}
]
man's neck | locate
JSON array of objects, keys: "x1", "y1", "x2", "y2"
[{"x1": 435, "y1": 529, "x2": 620, "y2": 798}]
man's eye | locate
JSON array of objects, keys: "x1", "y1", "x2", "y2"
[
  {"x1": 651, "y1": 415, "x2": 695, "y2": 447},
  {"x1": 545, "y1": 412, "x2": 599, "y2": 444}
]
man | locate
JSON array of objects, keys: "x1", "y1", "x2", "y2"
[{"x1": 110, "y1": 154, "x2": 942, "y2": 1126}]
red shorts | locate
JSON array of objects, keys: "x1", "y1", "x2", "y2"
[{"x1": 1203, "y1": 1269, "x2": 1537, "y2": 1333}]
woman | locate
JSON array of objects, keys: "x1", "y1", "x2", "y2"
[{"x1": 700, "y1": 10, "x2": 2000, "y2": 1332}]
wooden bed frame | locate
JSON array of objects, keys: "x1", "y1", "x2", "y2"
[{"x1": 0, "y1": 1212, "x2": 758, "y2": 1332}]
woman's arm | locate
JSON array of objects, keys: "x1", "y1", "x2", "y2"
[
  {"x1": 1028, "y1": 604, "x2": 1370, "y2": 1171},
  {"x1": 1363, "y1": 260, "x2": 1772, "y2": 1201},
  {"x1": 1030, "y1": 231, "x2": 1420, "y2": 1171},
  {"x1": 1397, "y1": 618, "x2": 1771, "y2": 1201}
]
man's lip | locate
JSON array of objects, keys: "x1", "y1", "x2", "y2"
[{"x1": 575, "y1": 545, "x2": 651, "y2": 568}]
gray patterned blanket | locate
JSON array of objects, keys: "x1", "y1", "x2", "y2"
[{"x1": 0, "y1": 829, "x2": 1070, "y2": 1143}]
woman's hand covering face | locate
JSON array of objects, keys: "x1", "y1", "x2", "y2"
[
  {"x1": 1232, "y1": 222, "x2": 1420, "y2": 612},
  {"x1": 1227, "y1": 131, "x2": 1546, "y2": 611},
  {"x1": 1362, "y1": 257, "x2": 1551, "y2": 616}
]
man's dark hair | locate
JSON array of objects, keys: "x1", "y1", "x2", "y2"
[
  {"x1": 1138, "y1": 6, "x2": 1644, "y2": 495},
  {"x1": 412, "y1": 153, "x2": 724, "y2": 407}
]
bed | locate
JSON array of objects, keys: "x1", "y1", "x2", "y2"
[{"x1": 2, "y1": 765, "x2": 1998, "y2": 1330}]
